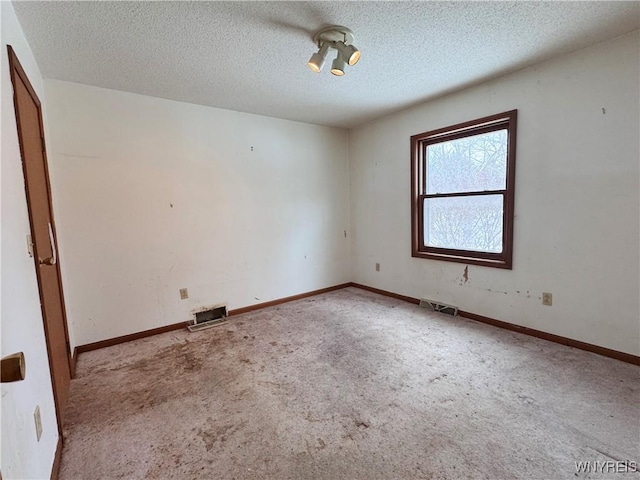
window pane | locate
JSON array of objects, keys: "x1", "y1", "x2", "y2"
[
  {"x1": 423, "y1": 195, "x2": 504, "y2": 253},
  {"x1": 426, "y1": 129, "x2": 507, "y2": 194}
]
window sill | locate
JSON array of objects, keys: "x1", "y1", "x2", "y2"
[{"x1": 411, "y1": 250, "x2": 512, "y2": 269}]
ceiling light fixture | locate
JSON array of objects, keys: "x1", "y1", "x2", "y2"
[{"x1": 308, "y1": 25, "x2": 360, "y2": 76}]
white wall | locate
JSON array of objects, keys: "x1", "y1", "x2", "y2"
[
  {"x1": 0, "y1": 2, "x2": 60, "y2": 479},
  {"x1": 44, "y1": 80, "x2": 351, "y2": 347},
  {"x1": 349, "y1": 31, "x2": 640, "y2": 356}
]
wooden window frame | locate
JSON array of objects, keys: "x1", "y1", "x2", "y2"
[{"x1": 411, "y1": 110, "x2": 517, "y2": 269}]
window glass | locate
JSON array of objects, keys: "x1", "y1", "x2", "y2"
[
  {"x1": 426, "y1": 129, "x2": 507, "y2": 194},
  {"x1": 423, "y1": 195, "x2": 504, "y2": 253}
]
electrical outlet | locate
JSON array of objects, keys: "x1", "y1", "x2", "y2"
[
  {"x1": 375, "y1": 263, "x2": 380, "y2": 272},
  {"x1": 179, "y1": 288, "x2": 189, "y2": 300},
  {"x1": 542, "y1": 292, "x2": 552, "y2": 306},
  {"x1": 34, "y1": 406, "x2": 43, "y2": 441}
]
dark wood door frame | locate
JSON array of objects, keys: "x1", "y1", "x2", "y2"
[{"x1": 7, "y1": 45, "x2": 72, "y2": 433}]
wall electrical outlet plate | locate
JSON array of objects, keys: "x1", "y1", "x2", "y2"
[
  {"x1": 542, "y1": 292, "x2": 552, "y2": 306},
  {"x1": 179, "y1": 288, "x2": 189, "y2": 300},
  {"x1": 375, "y1": 263, "x2": 380, "y2": 272},
  {"x1": 34, "y1": 406, "x2": 43, "y2": 441}
]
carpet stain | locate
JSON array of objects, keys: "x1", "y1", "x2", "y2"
[{"x1": 197, "y1": 423, "x2": 236, "y2": 452}]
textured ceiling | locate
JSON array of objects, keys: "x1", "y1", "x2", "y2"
[{"x1": 12, "y1": 1, "x2": 640, "y2": 128}]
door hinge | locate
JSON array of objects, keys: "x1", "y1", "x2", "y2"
[
  {"x1": 41, "y1": 137, "x2": 46, "y2": 153},
  {"x1": 26, "y1": 234, "x2": 34, "y2": 257}
]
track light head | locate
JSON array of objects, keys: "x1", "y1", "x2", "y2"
[
  {"x1": 307, "y1": 42, "x2": 330, "y2": 73},
  {"x1": 335, "y1": 41, "x2": 361, "y2": 66},
  {"x1": 330, "y1": 52, "x2": 346, "y2": 76}
]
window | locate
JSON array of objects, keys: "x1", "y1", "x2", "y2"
[{"x1": 411, "y1": 110, "x2": 517, "y2": 269}]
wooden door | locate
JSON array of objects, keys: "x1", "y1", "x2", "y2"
[{"x1": 8, "y1": 46, "x2": 72, "y2": 427}]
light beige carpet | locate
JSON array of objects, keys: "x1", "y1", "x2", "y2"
[{"x1": 60, "y1": 287, "x2": 640, "y2": 479}]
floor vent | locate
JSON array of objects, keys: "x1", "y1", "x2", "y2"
[
  {"x1": 419, "y1": 299, "x2": 458, "y2": 316},
  {"x1": 188, "y1": 305, "x2": 228, "y2": 332}
]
